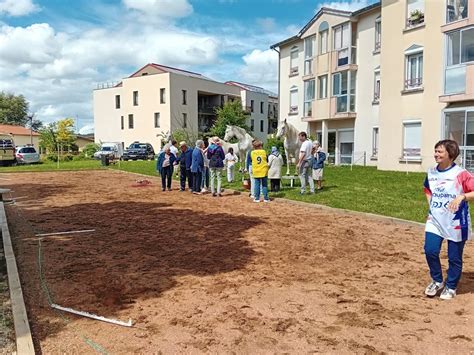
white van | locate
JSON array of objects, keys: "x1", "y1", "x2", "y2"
[{"x1": 93, "y1": 142, "x2": 123, "y2": 161}]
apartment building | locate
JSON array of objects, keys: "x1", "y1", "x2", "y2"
[
  {"x1": 225, "y1": 81, "x2": 279, "y2": 141},
  {"x1": 94, "y1": 64, "x2": 278, "y2": 151},
  {"x1": 271, "y1": 4, "x2": 381, "y2": 165},
  {"x1": 272, "y1": 0, "x2": 474, "y2": 172}
]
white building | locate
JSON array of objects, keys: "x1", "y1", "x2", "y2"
[{"x1": 94, "y1": 63, "x2": 278, "y2": 151}]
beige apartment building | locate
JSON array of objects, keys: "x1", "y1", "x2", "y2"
[
  {"x1": 272, "y1": 0, "x2": 474, "y2": 172},
  {"x1": 93, "y1": 64, "x2": 278, "y2": 151},
  {"x1": 271, "y1": 4, "x2": 381, "y2": 165}
]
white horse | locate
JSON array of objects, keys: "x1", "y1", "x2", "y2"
[
  {"x1": 276, "y1": 119, "x2": 302, "y2": 175},
  {"x1": 156, "y1": 130, "x2": 172, "y2": 150},
  {"x1": 223, "y1": 125, "x2": 254, "y2": 170}
]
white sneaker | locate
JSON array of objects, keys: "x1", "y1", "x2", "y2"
[
  {"x1": 440, "y1": 287, "x2": 456, "y2": 300},
  {"x1": 264, "y1": 199, "x2": 270, "y2": 203},
  {"x1": 425, "y1": 281, "x2": 444, "y2": 297},
  {"x1": 253, "y1": 199, "x2": 260, "y2": 203},
  {"x1": 201, "y1": 188, "x2": 207, "y2": 193}
]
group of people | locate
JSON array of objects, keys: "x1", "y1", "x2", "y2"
[
  {"x1": 245, "y1": 132, "x2": 327, "y2": 202},
  {"x1": 157, "y1": 137, "x2": 238, "y2": 197}
]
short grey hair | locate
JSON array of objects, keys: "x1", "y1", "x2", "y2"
[
  {"x1": 313, "y1": 141, "x2": 320, "y2": 147},
  {"x1": 195, "y1": 139, "x2": 204, "y2": 148}
]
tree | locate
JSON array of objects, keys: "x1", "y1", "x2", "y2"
[
  {"x1": 0, "y1": 92, "x2": 29, "y2": 126},
  {"x1": 210, "y1": 100, "x2": 250, "y2": 139},
  {"x1": 26, "y1": 114, "x2": 43, "y2": 131},
  {"x1": 39, "y1": 118, "x2": 76, "y2": 154}
]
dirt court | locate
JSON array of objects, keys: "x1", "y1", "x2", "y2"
[{"x1": 4, "y1": 170, "x2": 474, "y2": 354}]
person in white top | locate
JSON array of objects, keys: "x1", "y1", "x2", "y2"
[
  {"x1": 170, "y1": 140, "x2": 179, "y2": 177},
  {"x1": 296, "y1": 132, "x2": 314, "y2": 194},
  {"x1": 224, "y1": 147, "x2": 239, "y2": 183}
]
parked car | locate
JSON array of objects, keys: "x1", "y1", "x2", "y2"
[
  {"x1": 0, "y1": 134, "x2": 16, "y2": 166},
  {"x1": 15, "y1": 146, "x2": 40, "y2": 164},
  {"x1": 123, "y1": 142, "x2": 155, "y2": 161},
  {"x1": 93, "y1": 142, "x2": 124, "y2": 161}
]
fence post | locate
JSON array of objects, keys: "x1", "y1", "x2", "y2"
[{"x1": 364, "y1": 151, "x2": 366, "y2": 166}]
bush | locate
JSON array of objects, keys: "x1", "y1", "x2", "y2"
[
  {"x1": 46, "y1": 154, "x2": 58, "y2": 162},
  {"x1": 45, "y1": 153, "x2": 74, "y2": 162},
  {"x1": 83, "y1": 143, "x2": 100, "y2": 158}
]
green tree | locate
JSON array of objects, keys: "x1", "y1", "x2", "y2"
[
  {"x1": 82, "y1": 143, "x2": 100, "y2": 158},
  {"x1": 0, "y1": 92, "x2": 29, "y2": 126},
  {"x1": 39, "y1": 118, "x2": 76, "y2": 154},
  {"x1": 210, "y1": 100, "x2": 250, "y2": 139}
]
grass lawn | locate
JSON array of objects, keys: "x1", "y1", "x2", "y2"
[{"x1": 0, "y1": 159, "x2": 429, "y2": 223}]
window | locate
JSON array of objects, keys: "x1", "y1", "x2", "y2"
[
  {"x1": 304, "y1": 35, "x2": 315, "y2": 75},
  {"x1": 445, "y1": 28, "x2": 474, "y2": 94},
  {"x1": 250, "y1": 119, "x2": 255, "y2": 131},
  {"x1": 407, "y1": 0, "x2": 425, "y2": 28},
  {"x1": 332, "y1": 71, "x2": 356, "y2": 113},
  {"x1": 154, "y1": 113, "x2": 160, "y2": 128},
  {"x1": 318, "y1": 75, "x2": 327, "y2": 99},
  {"x1": 405, "y1": 51, "x2": 423, "y2": 89},
  {"x1": 374, "y1": 69, "x2": 381, "y2": 102},
  {"x1": 375, "y1": 17, "x2": 381, "y2": 52},
  {"x1": 133, "y1": 91, "x2": 138, "y2": 106},
  {"x1": 250, "y1": 100, "x2": 254, "y2": 113},
  {"x1": 182, "y1": 90, "x2": 187, "y2": 105},
  {"x1": 260, "y1": 120, "x2": 264, "y2": 132},
  {"x1": 160, "y1": 88, "x2": 166, "y2": 104},
  {"x1": 290, "y1": 46, "x2": 299, "y2": 75},
  {"x1": 334, "y1": 23, "x2": 350, "y2": 66},
  {"x1": 259, "y1": 101, "x2": 263, "y2": 114},
  {"x1": 319, "y1": 21, "x2": 329, "y2": 54},
  {"x1": 128, "y1": 114, "x2": 134, "y2": 129},
  {"x1": 121, "y1": 116, "x2": 124, "y2": 130},
  {"x1": 403, "y1": 121, "x2": 421, "y2": 159},
  {"x1": 289, "y1": 86, "x2": 298, "y2": 114},
  {"x1": 183, "y1": 113, "x2": 187, "y2": 128},
  {"x1": 372, "y1": 127, "x2": 379, "y2": 157},
  {"x1": 304, "y1": 79, "x2": 315, "y2": 117},
  {"x1": 115, "y1": 95, "x2": 121, "y2": 109},
  {"x1": 446, "y1": 0, "x2": 468, "y2": 23}
]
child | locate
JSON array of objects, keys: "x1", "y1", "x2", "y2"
[
  {"x1": 250, "y1": 140, "x2": 269, "y2": 203},
  {"x1": 311, "y1": 141, "x2": 326, "y2": 191},
  {"x1": 156, "y1": 146, "x2": 176, "y2": 191},
  {"x1": 224, "y1": 147, "x2": 239, "y2": 183}
]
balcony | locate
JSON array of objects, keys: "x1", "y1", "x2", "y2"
[
  {"x1": 332, "y1": 46, "x2": 358, "y2": 72},
  {"x1": 289, "y1": 67, "x2": 299, "y2": 77},
  {"x1": 440, "y1": 63, "x2": 474, "y2": 103},
  {"x1": 198, "y1": 105, "x2": 217, "y2": 115},
  {"x1": 447, "y1": 0, "x2": 468, "y2": 23},
  {"x1": 289, "y1": 105, "x2": 298, "y2": 115},
  {"x1": 406, "y1": 10, "x2": 425, "y2": 29}
]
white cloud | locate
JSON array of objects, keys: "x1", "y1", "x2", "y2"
[
  {"x1": 256, "y1": 17, "x2": 277, "y2": 33},
  {"x1": 123, "y1": 0, "x2": 193, "y2": 18},
  {"x1": 319, "y1": 0, "x2": 371, "y2": 12},
  {"x1": 239, "y1": 49, "x2": 278, "y2": 93},
  {"x1": 79, "y1": 124, "x2": 94, "y2": 135},
  {"x1": 0, "y1": 0, "x2": 39, "y2": 17}
]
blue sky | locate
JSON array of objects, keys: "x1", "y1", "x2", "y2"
[{"x1": 0, "y1": 0, "x2": 374, "y2": 133}]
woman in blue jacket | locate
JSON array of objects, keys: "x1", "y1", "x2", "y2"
[
  {"x1": 157, "y1": 146, "x2": 177, "y2": 191},
  {"x1": 311, "y1": 141, "x2": 326, "y2": 191},
  {"x1": 191, "y1": 140, "x2": 205, "y2": 194}
]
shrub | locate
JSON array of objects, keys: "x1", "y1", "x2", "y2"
[{"x1": 83, "y1": 143, "x2": 100, "y2": 158}]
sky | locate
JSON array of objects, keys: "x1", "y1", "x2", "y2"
[{"x1": 0, "y1": 0, "x2": 375, "y2": 134}]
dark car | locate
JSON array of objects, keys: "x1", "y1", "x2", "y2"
[{"x1": 123, "y1": 142, "x2": 155, "y2": 161}]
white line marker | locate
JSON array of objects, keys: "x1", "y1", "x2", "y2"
[
  {"x1": 35, "y1": 229, "x2": 95, "y2": 237},
  {"x1": 0, "y1": 177, "x2": 11, "y2": 180},
  {"x1": 51, "y1": 304, "x2": 133, "y2": 327}
]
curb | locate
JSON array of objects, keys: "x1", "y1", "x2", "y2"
[
  {"x1": 276, "y1": 198, "x2": 424, "y2": 228},
  {"x1": 0, "y1": 202, "x2": 35, "y2": 354}
]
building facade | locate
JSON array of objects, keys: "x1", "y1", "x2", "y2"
[
  {"x1": 272, "y1": 0, "x2": 474, "y2": 172},
  {"x1": 94, "y1": 64, "x2": 278, "y2": 151},
  {"x1": 0, "y1": 124, "x2": 40, "y2": 150}
]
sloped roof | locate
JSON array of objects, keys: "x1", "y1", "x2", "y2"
[
  {"x1": 0, "y1": 124, "x2": 39, "y2": 136},
  {"x1": 270, "y1": 2, "x2": 381, "y2": 49},
  {"x1": 225, "y1": 81, "x2": 278, "y2": 98},
  {"x1": 128, "y1": 63, "x2": 212, "y2": 80}
]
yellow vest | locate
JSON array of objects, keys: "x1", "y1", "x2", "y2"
[{"x1": 251, "y1": 149, "x2": 268, "y2": 178}]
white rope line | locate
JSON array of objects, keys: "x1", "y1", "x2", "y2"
[
  {"x1": 35, "y1": 229, "x2": 96, "y2": 237},
  {"x1": 51, "y1": 304, "x2": 133, "y2": 328}
]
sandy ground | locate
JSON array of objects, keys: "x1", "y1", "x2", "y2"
[{"x1": 3, "y1": 170, "x2": 474, "y2": 354}]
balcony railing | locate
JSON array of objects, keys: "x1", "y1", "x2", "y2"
[
  {"x1": 405, "y1": 77, "x2": 423, "y2": 89},
  {"x1": 445, "y1": 65, "x2": 466, "y2": 95},
  {"x1": 447, "y1": 1, "x2": 468, "y2": 23},
  {"x1": 337, "y1": 46, "x2": 357, "y2": 67},
  {"x1": 289, "y1": 105, "x2": 298, "y2": 114},
  {"x1": 289, "y1": 67, "x2": 299, "y2": 76}
]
